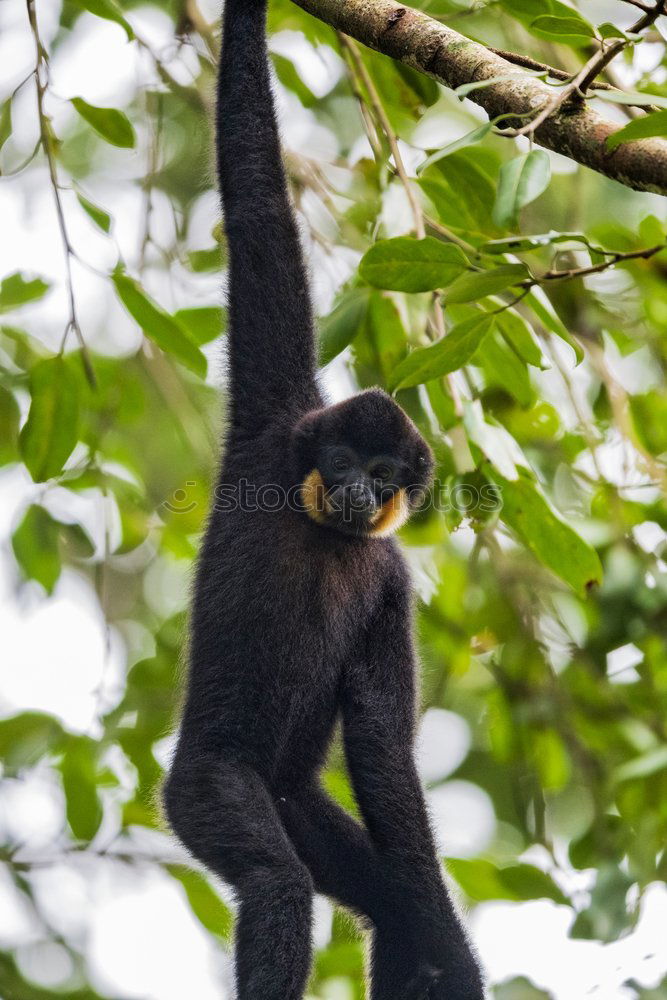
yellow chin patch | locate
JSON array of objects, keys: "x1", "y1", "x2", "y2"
[
  {"x1": 301, "y1": 469, "x2": 328, "y2": 525},
  {"x1": 368, "y1": 488, "x2": 410, "y2": 537},
  {"x1": 301, "y1": 472, "x2": 410, "y2": 537}
]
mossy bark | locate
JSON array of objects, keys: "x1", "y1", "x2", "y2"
[{"x1": 293, "y1": 0, "x2": 667, "y2": 196}]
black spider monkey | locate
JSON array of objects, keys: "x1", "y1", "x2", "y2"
[{"x1": 163, "y1": 0, "x2": 485, "y2": 997}]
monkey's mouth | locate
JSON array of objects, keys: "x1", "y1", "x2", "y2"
[
  {"x1": 301, "y1": 470, "x2": 411, "y2": 538},
  {"x1": 325, "y1": 504, "x2": 379, "y2": 534},
  {"x1": 325, "y1": 486, "x2": 378, "y2": 525}
]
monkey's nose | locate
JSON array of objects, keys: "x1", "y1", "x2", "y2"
[{"x1": 348, "y1": 483, "x2": 376, "y2": 512}]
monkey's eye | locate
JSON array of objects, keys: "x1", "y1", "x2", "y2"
[
  {"x1": 369, "y1": 462, "x2": 393, "y2": 481},
  {"x1": 332, "y1": 455, "x2": 351, "y2": 473}
]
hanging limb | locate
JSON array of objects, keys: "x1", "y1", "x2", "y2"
[
  {"x1": 26, "y1": 0, "x2": 96, "y2": 387},
  {"x1": 290, "y1": 0, "x2": 667, "y2": 196}
]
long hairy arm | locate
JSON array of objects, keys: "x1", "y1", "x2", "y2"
[{"x1": 217, "y1": 0, "x2": 320, "y2": 430}]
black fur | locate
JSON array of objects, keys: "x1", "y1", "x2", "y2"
[{"x1": 163, "y1": 0, "x2": 486, "y2": 996}]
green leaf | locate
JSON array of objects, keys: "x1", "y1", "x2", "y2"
[
  {"x1": 173, "y1": 306, "x2": 226, "y2": 346},
  {"x1": 597, "y1": 22, "x2": 629, "y2": 41},
  {"x1": 77, "y1": 192, "x2": 111, "y2": 233},
  {"x1": 530, "y1": 14, "x2": 596, "y2": 45},
  {"x1": 319, "y1": 287, "x2": 371, "y2": 365},
  {"x1": 444, "y1": 264, "x2": 528, "y2": 304},
  {"x1": 187, "y1": 247, "x2": 221, "y2": 272},
  {"x1": 419, "y1": 151, "x2": 498, "y2": 236},
  {"x1": 493, "y1": 150, "x2": 551, "y2": 228},
  {"x1": 168, "y1": 865, "x2": 233, "y2": 939},
  {"x1": 492, "y1": 470, "x2": 603, "y2": 595},
  {"x1": 359, "y1": 237, "x2": 468, "y2": 292},
  {"x1": 272, "y1": 53, "x2": 317, "y2": 107},
  {"x1": 59, "y1": 737, "x2": 103, "y2": 842},
  {"x1": 630, "y1": 391, "x2": 667, "y2": 456},
  {"x1": 498, "y1": 863, "x2": 568, "y2": 904},
  {"x1": 570, "y1": 864, "x2": 635, "y2": 943},
  {"x1": 614, "y1": 745, "x2": 667, "y2": 783},
  {"x1": 388, "y1": 314, "x2": 493, "y2": 390},
  {"x1": 113, "y1": 273, "x2": 207, "y2": 377},
  {"x1": 638, "y1": 214, "x2": 665, "y2": 245},
  {"x1": 0, "y1": 712, "x2": 65, "y2": 775},
  {"x1": 60, "y1": 520, "x2": 96, "y2": 559},
  {"x1": 12, "y1": 505, "x2": 62, "y2": 593},
  {"x1": 0, "y1": 98, "x2": 12, "y2": 154},
  {"x1": 494, "y1": 977, "x2": 553, "y2": 1000},
  {"x1": 19, "y1": 357, "x2": 80, "y2": 482},
  {"x1": 353, "y1": 291, "x2": 408, "y2": 385},
  {"x1": 525, "y1": 288, "x2": 584, "y2": 364},
  {"x1": 597, "y1": 90, "x2": 667, "y2": 110},
  {"x1": 417, "y1": 123, "x2": 492, "y2": 174},
  {"x1": 500, "y1": 0, "x2": 584, "y2": 29},
  {"x1": 0, "y1": 272, "x2": 51, "y2": 312},
  {"x1": 474, "y1": 329, "x2": 534, "y2": 407},
  {"x1": 116, "y1": 499, "x2": 150, "y2": 554},
  {"x1": 454, "y1": 74, "x2": 530, "y2": 99},
  {"x1": 463, "y1": 399, "x2": 527, "y2": 479},
  {"x1": 71, "y1": 97, "x2": 135, "y2": 148},
  {"x1": 68, "y1": 0, "x2": 134, "y2": 39},
  {"x1": 606, "y1": 110, "x2": 667, "y2": 150},
  {"x1": 480, "y1": 231, "x2": 600, "y2": 254},
  {"x1": 426, "y1": 379, "x2": 457, "y2": 431},
  {"x1": 449, "y1": 858, "x2": 567, "y2": 904},
  {"x1": 496, "y1": 309, "x2": 548, "y2": 369},
  {"x1": 0, "y1": 385, "x2": 20, "y2": 465}
]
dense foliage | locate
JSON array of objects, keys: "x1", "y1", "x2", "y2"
[{"x1": 1, "y1": 0, "x2": 667, "y2": 997}]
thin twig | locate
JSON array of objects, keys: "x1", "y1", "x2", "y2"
[
  {"x1": 578, "y1": 1, "x2": 665, "y2": 94},
  {"x1": 133, "y1": 30, "x2": 206, "y2": 112},
  {"x1": 423, "y1": 213, "x2": 477, "y2": 254},
  {"x1": 339, "y1": 34, "x2": 425, "y2": 239},
  {"x1": 488, "y1": 47, "x2": 658, "y2": 114},
  {"x1": 528, "y1": 242, "x2": 666, "y2": 284},
  {"x1": 618, "y1": 0, "x2": 653, "y2": 14},
  {"x1": 10, "y1": 68, "x2": 37, "y2": 98},
  {"x1": 26, "y1": 0, "x2": 95, "y2": 387},
  {"x1": 500, "y1": 1, "x2": 666, "y2": 139},
  {"x1": 178, "y1": 0, "x2": 219, "y2": 58},
  {"x1": 339, "y1": 42, "x2": 384, "y2": 161},
  {"x1": 139, "y1": 92, "x2": 163, "y2": 271},
  {"x1": 487, "y1": 48, "x2": 610, "y2": 88}
]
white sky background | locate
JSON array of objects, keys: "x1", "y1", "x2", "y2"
[{"x1": 1, "y1": 0, "x2": 666, "y2": 997}]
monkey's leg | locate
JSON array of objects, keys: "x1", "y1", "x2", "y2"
[
  {"x1": 341, "y1": 598, "x2": 486, "y2": 1000},
  {"x1": 164, "y1": 756, "x2": 313, "y2": 1000},
  {"x1": 279, "y1": 784, "x2": 392, "y2": 924},
  {"x1": 280, "y1": 788, "x2": 444, "y2": 996}
]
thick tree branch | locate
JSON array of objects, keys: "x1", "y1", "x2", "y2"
[{"x1": 291, "y1": 0, "x2": 667, "y2": 196}]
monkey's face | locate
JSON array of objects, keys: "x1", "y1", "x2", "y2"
[{"x1": 292, "y1": 389, "x2": 433, "y2": 538}]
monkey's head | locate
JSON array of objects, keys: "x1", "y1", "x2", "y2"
[{"x1": 291, "y1": 388, "x2": 433, "y2": 538}]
